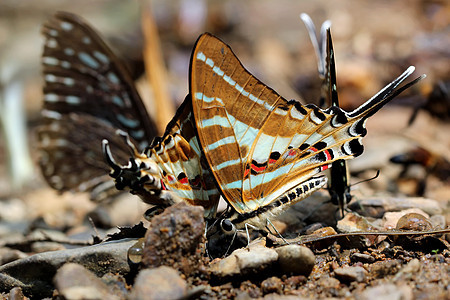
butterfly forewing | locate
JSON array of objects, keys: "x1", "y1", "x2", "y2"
[{"x1": 39, "y1": 12, "x2": 157, "y2": 200}]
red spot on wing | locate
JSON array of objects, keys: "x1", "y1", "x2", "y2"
[
  {"x1": 179, "y1": 177, "x2": 189, "y2": 184},
  {"x1": 160, "y1": 179, "x2": 167, "y2": 190},
  {"x1": 251, "y1": 164, "x2": 267, "y2": 173}
]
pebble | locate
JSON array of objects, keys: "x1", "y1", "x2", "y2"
[
  {"x1": 261, "y1": 276, "x2": 283, "y2": 294},
  {"x1": 54, "y1": 263, "x2": 122, "y2": 300},
  {"x1": 337, "y1": 212, "x2": 379, "y2": 233},
  {"x1": 393, "y1": 258, "x2": 420, "y2": 280},
  {"x1": 275, "y1": 244, "x2": 315, "y2": 276},
  {"x1": 429, "y1": 214, "x2": 446, "y2": 229},
  {"x1": 383, "y1": 209, "x2": 429, "y2": 230},
  {"x1": 8, "y1": 286, "x2": 26, "y2": 300},
  {"x1": 129, "y1": 266, "x2": 187, "y2": 300},
  {"x1": 359, "y1": 283, "x2": 413, "y2": 300},
  {"x1": 235, "y1": 245, "x2": 279, "y2": 274},
  {"x1": 395, "y1": 213, "x2": 432, "y2": 231},
  {"x1": 210, "y1": 244, "x2": 278, "y2": 278},
  {"x1": 350, "y1": 197, "x2": 442, "y2": 218},
  {"x1": 351, "y1": 253, "x2": 375, "y2": 264},
  {"x1": 317, "y1": 276, "x2": 340, "y2": 289},
  {"x1": 141, "y1": 202, "x2": 206, "y2": 277},
  {"x1": 370, "y1": 260, "x2": 401, "y2": 278},
  {"x1": 0, "y1": 238, "x2": 137, "y2": 298},
  {"x1": 334, "y1": 266, "x2": 368, "y2": 283},
  {"x1": 0, "y1": 248, "x2": 28, "y2": 265}
]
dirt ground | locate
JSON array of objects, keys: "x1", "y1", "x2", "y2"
[{"x1": 0, "y1": 0, "x2": 448, "y2": 299}]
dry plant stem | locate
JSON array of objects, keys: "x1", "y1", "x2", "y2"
[
  {"x1": 268, "y1": 228, "x2": 450, "y2": 246},
  {"x1": 141, "y1": 3, "x2": 175, "y2": 135}
]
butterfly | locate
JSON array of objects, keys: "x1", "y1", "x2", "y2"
[
  {"x1": 189, "y1": 33, "x2": 425, "y2": 234},
  {"x1": 39, "y1": 12, "x2": 220, "y2": 218},
  {"x1": 301, "y1": 13, "x2": 351, "y2": 218}
]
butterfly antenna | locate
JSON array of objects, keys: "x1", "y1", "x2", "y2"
[
  {"x1": 102, "y1": 139, "x2": 122, "y2": 177},
  {"x1": 351, "y1": 169, "x2": 380, "y2": 187},
  {"x1": 116, "y1": 129, "x2": 141, "y2": 157}
]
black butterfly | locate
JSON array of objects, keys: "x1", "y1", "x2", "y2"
[{"x1": 38, "y1": 11, "x2": 158, "y2": 201}]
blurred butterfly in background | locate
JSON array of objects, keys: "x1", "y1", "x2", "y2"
[{"x1": 39, "y1": 12, "x2": 220, "y2": 218}]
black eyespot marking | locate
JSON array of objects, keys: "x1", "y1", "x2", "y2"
[
  {"x1": 289, "y1": 100, "x2": 307, "y2": 115},
  {"x1": 313, "y1": 141, "x2": 327, "y2": 150},
  {"x1": 349, "y1": 139, "x2": 364, "y2": 156},
  {"x1": 354, "y1": 120, "x2": 367, "y2": 136},
  {"x1": 300, "y1": 143, "x2": 310, "y2": 151},
  {"x1": 313, "y1": 107, "x2": 326, "y2": 121},
  {"x1": 177, "y1": 172, "x2": 187, "y2": 181},
  {"x1": 315, "y1": 152, "x2": 327, "y2": 162},
  {"x1": 269, "y1": 152, "x2": 281, "y2": 160}
]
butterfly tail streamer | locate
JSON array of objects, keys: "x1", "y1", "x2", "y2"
[{"x1": 347, "y1": 67, "x2": 426, "y2": 121}]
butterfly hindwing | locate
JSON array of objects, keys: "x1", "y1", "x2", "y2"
[{"x1": 146, "y1": 98, "x2": 220, "y2": 218}]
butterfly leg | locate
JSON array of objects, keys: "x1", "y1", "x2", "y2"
[{"x1": 266, "y1": 219, "x2": 289, "y2": 245}]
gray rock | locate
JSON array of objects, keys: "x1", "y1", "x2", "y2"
[
  {"x1": 235, "y1": 245, "x2": 278, "y2": 274},
  {"x1": 275, "y1": 244, "x2": 315, "y2": 276},
  {"x1": 54, "y1": 263, "x2": 122, "y2": 300},
  {"x1": 7, "y1": 286, "x2": 25, "y2": 300},
  {"x1": 261, "y1": 276, "x2": 283, "y2": 294},
  {"x1": 334, "y1": 266, "x2": 368, "y2": 283},
  {"x1": 0, "y1": 248, "x2": 27, "y2": 265},
  {"x1": 350, "y1": 253, "x2": 375, "y2": 264},
  {"x1": 142, "y1": 202, "x2": 206, "y2": 277},
  {"x1": 129, "y1": 266, "x2": 187, "y2": 300},
  {"x1": 359, "y1": 283, "x2": 413, "y2": 300},
  {"x1": 393, "y1": 258, "x2": 420, "y2": 281},
  {"x1": 210, "y1": 243, "x2": 278, "y2": 278},
  {"x1": 0, "y1": 238, "x2": 137, "y2": 298}
]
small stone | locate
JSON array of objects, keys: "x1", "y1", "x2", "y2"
[
  {"x1": 429, "y1": 214, "x2": 446, "y2": 229},
  {"x1": 210, "y1": 244, "x2": 278, "y2": 278},
  {"x1": 235, "y1": 245, "x2": 279, "y2": 274},
  {"x1": 334, "y1": 266, "x2": 367, "y2": 283},
  {"x1": 317, "y1": 276, "x2": 340, "y2": 289},
  {"x1": 129, "y1": 266, "x2": 187, "y2": 300},
  {"x1": 275, "y1": 244, "x2": 315, "y2": 276},
  {"x1": 261, "y1": 276, "x2": 283, "y2": 294},
  {"x1": 8, "y1": 286, "x2": 26, "y2": 300},
  {"x1": 142, "y1": 202, "x2": 206, "y2": 277},
  {"x1": 370, "y1": 260, "x2": 401, "y2": 278},
  {"x1": 395, "y1": 213, "x2": 432, "y2": 231},
  {"x1": 0, "y1": 248, "x2": 28, "y2": 265},
  {"x1": 350, "y1": 252, "x2": 375, "y2": 264},
  {"x1": 209, "y1": 254, "x2": 240, "y2": 277},
  {"x1": 54, "y1": 263, "x2": 121, "y2": 300},
  {"x1": 393, "y1": 258, "x2": 420, "y2": 280},
  {"x1": 359, "y1": 283, "x2": 413, "y2": 300}
]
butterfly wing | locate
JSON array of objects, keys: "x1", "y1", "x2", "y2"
[
  {"x1": 146, "y1": 97, "x2": 221, "y2": 218},
  {"x1": 190, "y1": 33, "x2": 423, "y2": 215},
  {"x1": 39, "y1": 11, "x2": 157, "y2": 200}
]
